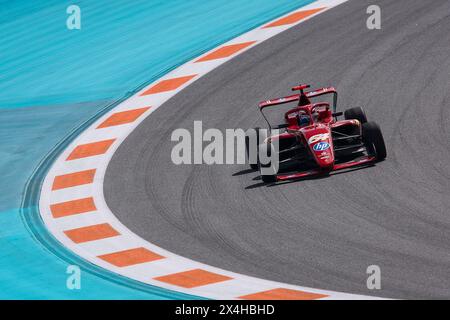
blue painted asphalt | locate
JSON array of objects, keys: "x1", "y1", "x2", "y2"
[{"x1": 0, "y1": 0, "x2": 315, "y2": 298}]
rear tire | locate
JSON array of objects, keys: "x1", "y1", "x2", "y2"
[
  {"x1": 345, "y1": 107, "x2": 367, "y2": 124},
  {"x1": 362, "y1": 121, "x2": 387, "y2": 161}
]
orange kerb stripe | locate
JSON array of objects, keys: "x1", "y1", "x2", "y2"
[
  {"x1": 263, "y1": 8, "x2": 325, "y2": 28},
  {"x1": 154, "y1": 269, "x2": 232, "y2": 288},
  {"x1": 97, "y1": 107, "x2": 150, "y2": 128},
  {"x1": 140, "y1": 75, "x2": 197, "y2": 95},
  {"x1": 50, "y1": 197, "x2": 96, "y2": 218},
  {"x1": 239, "y1": 288, "x2": 328, "y2": 300},
  {"x1": 66, "y1": 139, "x2": 115, "y2": 161},
  {"x1": 52, "y1": 169, "x2": 96, "y2": 190},
  {"x1": 64, "y1": 223, "x2": 120, "y2": 243},
  {"x1": 98, "y1": 247, "x2": 165, "y2": 267},
  {"x1": 195, "y1": 41, "x2": 256, "y2": 62}
]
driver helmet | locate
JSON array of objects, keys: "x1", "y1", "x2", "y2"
[{"x1": 298, "y1": 114, "x2": 311, "y2": 126}]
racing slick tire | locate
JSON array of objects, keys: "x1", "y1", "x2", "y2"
[
  {"x1": 259, "y1": 142, "x2": 277, "y2": 183},
  {"x1": 245, "y1": 128, "x2": 267, "y2": 170},
  {"x1": 345, "y1": 107, "x2": 367, "y2": 124},
  {"x1": 362, "y1": 121, "x2": 387, "y2": 161}
]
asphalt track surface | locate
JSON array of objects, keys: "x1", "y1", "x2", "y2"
[{"x1": 105, "y1": 0, "x2": 450, "y2": 299}]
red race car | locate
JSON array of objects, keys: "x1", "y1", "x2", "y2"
[{"x1": 245, "y1": 84, "x2": 386, "y2": 183}]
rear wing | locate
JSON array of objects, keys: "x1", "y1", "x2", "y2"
[
  {"x1": 258, "y1": 93, "x2": 300, "y2": 109},
  {"x1": 259, "y1": 85, "x2": 338, "y2": 112}
]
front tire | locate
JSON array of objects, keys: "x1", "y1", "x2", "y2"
[
  {"x1": 345, "y1": 107, "x2": 367, "y2": 124},
  {"x1": 246, "y1": 128, "x2": 267, "y2": 170},
  {"x1": 259, "y1": 143, "x2": 277, "y2": 183},
  {"x1": 362, "y1": 121, "x2": 387, "y2": 161}
]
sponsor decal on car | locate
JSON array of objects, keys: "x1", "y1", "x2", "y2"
[
  {"x1": 319, "y1": 151, "x2": 330, "y2": 159},
  {"x1": 308, "y1": 133, "x2": 329, "y2": 144},
  {"x1": 313, "y1": 141, "x2": 330, "y2": 151}
]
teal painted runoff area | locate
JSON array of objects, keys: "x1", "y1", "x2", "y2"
[{"x1": 0, "y1": 0, "x2": 315, "y2": 298}]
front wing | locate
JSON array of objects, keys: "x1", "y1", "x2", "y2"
[{"x1": 276, "y1": 155, "x2": 376, "y2": 181}]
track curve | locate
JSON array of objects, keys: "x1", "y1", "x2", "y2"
[{"x1": 105, "y1": 0, "x2": 450, "y2": 299}]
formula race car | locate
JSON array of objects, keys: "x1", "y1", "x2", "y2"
[{"x1": 245, "y1": 84, "x2": 386, "y2": 183}]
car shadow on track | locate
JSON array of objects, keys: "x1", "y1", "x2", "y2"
[
  {"x1": 232, "y1": 168, "x2": 255, "y2": 176},
  {"x1": 238, "y1": 164, "x2": 376, "y2": 189}
]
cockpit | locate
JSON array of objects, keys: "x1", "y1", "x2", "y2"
[{"x1": 297, "y1": 113, "x2": 311, "y2": 127}]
